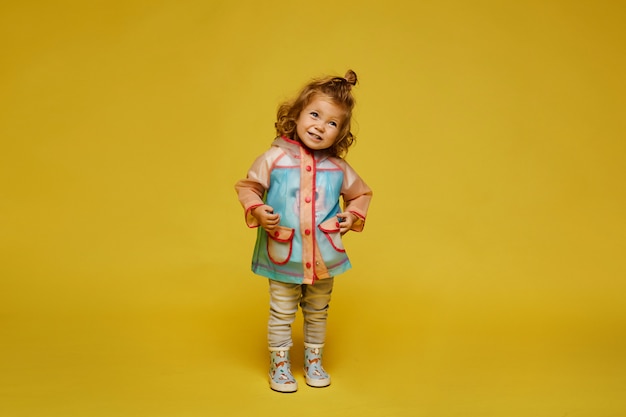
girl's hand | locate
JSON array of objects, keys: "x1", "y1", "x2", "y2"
[
  {"x1": 337, "y1": 212, "x2": 358, "y2": 235},
  {"x1": 252, "y1": 205, "x2": 280, "y2": 232}
]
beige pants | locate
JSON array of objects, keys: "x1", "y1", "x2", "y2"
[{"x1": 267, "y1": 278, "x2": 334, "y2": 348}]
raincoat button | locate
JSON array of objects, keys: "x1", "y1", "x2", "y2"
[
  {"x1": 306, "y1": 262, "x2": 312, "y2": 268},
  {"x1": 305, "y1": 229, "x2": 311, "y2": 235},
  {"x1": 305, "y1": 196, "x2": 312, "y2": 203},
  {"x1": 306, "y1": 165, "x2": 312, "y2": 171}
]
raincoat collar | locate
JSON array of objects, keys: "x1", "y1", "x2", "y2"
[{"x1": 272, "y1": 136, "x2": 333, "y2": 162}]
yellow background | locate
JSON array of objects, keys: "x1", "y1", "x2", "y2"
[{"x1": 1, "y1": 1, "x2": 625, "y2": 416}]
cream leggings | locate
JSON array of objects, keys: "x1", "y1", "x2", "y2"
[{"x1": 267, "y1": 278, "x2": 334, "y2": 348}]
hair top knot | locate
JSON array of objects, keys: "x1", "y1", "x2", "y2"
[
  {"x1": 343, "y1": 69, "x2": 358, "y2": 86},
  {"x1": 327, "y1": 70, "x2": 358, "y2": 90}
]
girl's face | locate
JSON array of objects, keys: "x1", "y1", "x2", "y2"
[{"x1": 296, "y1": 95, "x2": 345, "y2": 151}]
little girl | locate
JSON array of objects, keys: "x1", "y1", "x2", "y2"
[{"x1": 235, "y1": 70, "x2": 372, "y2": 393}]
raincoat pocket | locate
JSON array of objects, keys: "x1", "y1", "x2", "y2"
[
  {"x1": 267, "y1": 226, "x2": 295, "y2": 265},
  {"x1": 318, "y1": 218, "x2": 346, "y2": 253}
]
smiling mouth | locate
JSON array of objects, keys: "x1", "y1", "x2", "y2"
[{"x1": 308, "y1": 132, "x2": 322, "y2": 140}]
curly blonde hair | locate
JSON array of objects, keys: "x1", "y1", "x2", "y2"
[{"x1": 275, "y1": 70, "x2": 358, "y2": 158}]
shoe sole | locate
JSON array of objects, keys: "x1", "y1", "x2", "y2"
[
  {"x1": 305, "y1": 376, "x2": 331, "y2": 388},
  {"x1": 269, "y1": 378, "x2": 298, "y2": 393}
]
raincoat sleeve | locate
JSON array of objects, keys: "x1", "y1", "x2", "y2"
[
  {"x1": 340, "y1": 161, "x2": 373, "y2": 232},
  {"x1": 235, "y1": 148, "x2": 280, "y2": 228}
]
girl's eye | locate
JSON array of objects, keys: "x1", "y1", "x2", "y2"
[
  {"x1": 329, "y1": 121, "x2": 337, "y2": 127},
  {"x1": 310, "y1": 112, "x2": 319, "y2": 118}
]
